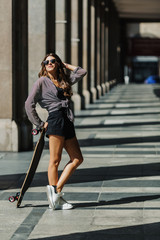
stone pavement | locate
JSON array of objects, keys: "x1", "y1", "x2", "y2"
[{"x1": 1, "y1": 84, "x2": 160, "y2": 239}]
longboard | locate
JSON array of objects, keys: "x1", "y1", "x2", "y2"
[{"x1": 9, "y1": 128, "x2": 45, "y2": 207}]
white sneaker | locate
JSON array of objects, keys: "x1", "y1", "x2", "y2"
[
  {"x1": 46, "y1": 186, "x2": 73, "y2": 210},
  {"x1": 46, "y1": 185, "x2": 60, "y2": 210},
  {"x1": 56, "y1": 194, "x2": 73, "y2": 210}
]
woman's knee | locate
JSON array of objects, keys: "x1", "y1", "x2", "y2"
[
  {"x1": 73, "y1": 157, "x2": 83, "y2": 167},
  {"x1": 49, "y1": 157, "x2": 61, "y2": 169}
]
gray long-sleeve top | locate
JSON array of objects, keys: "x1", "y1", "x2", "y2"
[{"x1": 25, "y1": 67, "x2": 87, "y2": 129}]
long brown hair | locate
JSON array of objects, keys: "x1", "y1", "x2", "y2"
[{"x1": 38, "y1": 53, "x2": 73, "y2": 98}]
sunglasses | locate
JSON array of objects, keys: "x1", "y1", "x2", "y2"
[{"x1": 43, "y1": 59, "x2": 56, "y2": 66}]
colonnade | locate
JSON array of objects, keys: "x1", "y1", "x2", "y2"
[{"x1": 0, "y1": 0, "x2": 120, "y2": 151}]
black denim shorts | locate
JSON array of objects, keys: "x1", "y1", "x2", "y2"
[{"x1": 45, "y1": 108, "x2": 76, "y2": 140}]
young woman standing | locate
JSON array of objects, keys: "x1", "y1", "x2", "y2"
[{"x1": 25, "y1": 53, "x2": 87, "y2": 210}]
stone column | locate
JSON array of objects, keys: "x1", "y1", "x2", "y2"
[
  {"x1": 0, "y1": 0, "x2": 17, "y2": 151},
  {"x1": 78, "y1": 0, "x2": 85, "y2": 109},
  {"x1": 108, "y1": 0, "x2": 120, "y2": 85},
  {"x1": 12, "y1": 0, "x2": 33, "y2": 151},
  {"x1": 90, "y1": 0, "x2": 97, "y2": 102},
  {"x1": 55, "y1": 0, "x2": 66, "y2": 60},
  {"x1": 96, "y1": 0, "x2": 102, "y2": 98},
  {"x1": 104, "y1": 3, "x2": 109, "y2": 92},
  {"x1": 65, "y1": 0, "x2": 71, "y2": 63},
  {"x1": 100, "y1": 1, "x2": 106, "y2": 95},
  {"x1": 46, "y1": 0, "x2": 56, "y2": 53},
  {"x1": 71, "y1": 0, "x2": 82, "y2": 113},
  {"x1": 87, "y1": 0, "x2": 92, "y2": 103},
  {"x1": 94, "y1": 0, "x2": 98, "y2": 98},
  {"x1": 82, "y1": 0, "x2": 90, "y2": 106},
  {"x1": 28, "y1": 0, "x2": 47, "y2": 123}
]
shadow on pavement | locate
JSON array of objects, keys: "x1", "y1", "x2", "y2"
[
  {"x1": 78, "y1": 135, "x2": 160, "y2": 147},
  {"x1": 42, "y1": 135, "x2": 160, "y2": 149},
  {"x1": 75, "y1": 194, "x2": 160, "y2": 208},
  {"x1": 29, "y1": 222, "x2": 160, "y2": 240},
  {"x1": 75, "y1": 122, "x2": 160, "y2": 129},
  {"x1": 1, "y1": 161, "x2": 160, "y2": 190},
  {"x1": 76, "y1": 111, "x2": 160, "y2": 118}
]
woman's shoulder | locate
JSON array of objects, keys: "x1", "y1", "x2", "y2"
[{"x1": 34, "y1": 76, "x2": 50, "y2": 86}]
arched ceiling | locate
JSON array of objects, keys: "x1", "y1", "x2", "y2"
[{"x1": 112, "y1": 0, "x2": 160, "y2": 19}]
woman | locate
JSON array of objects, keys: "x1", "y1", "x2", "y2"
[{"x1": 25, "y1": 53, "x2": 87, "y2": 210}]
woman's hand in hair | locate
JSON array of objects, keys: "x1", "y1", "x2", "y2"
[{"x1": 63, "y1": 63, "x2": 77, "y2": 71}]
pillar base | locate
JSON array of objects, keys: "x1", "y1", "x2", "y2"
[
  {"x1": 0, "y1": 120, "x2": 18, "y2": 151},
  {"x1": 105, "y1": 82, "x2": 110, "y2": 92},
  {"x1": 101, "y1": 83, "x2": 106, "y2": 95},
  {"x1": 91, "y1": 87, "x2": 97, "y2": 102},
  {"x1": 71, "y1": 93, "x2": 81, "y2": 113},
  {"x1": 97, "y1": 85, "x2": 102, "y2": 98},
  {"x1": 82, "y1": 89, "x2": 90, "y2": 107}
]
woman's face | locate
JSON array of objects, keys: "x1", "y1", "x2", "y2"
[{"x1": 44, "y1": 56, "x2": 58, "y2": 74}]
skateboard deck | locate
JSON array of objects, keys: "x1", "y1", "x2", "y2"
[{"x1": 9, "y1": 128, "x2": 45, "y2": 207}]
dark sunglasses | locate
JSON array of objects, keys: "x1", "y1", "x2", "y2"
[{"x1": 43, "y1": 59, "x2": 56, "y2": 66}]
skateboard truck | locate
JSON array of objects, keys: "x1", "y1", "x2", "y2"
[{"x1": 8, "y1": 192, "x2": 20, "y2": 202}]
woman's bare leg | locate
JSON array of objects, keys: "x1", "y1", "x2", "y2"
[
  {"x1": 56, "y1": 136, "x2": 83, "y2": 192},
  {"x1": 48, "y1": 135, "x2": 65, "y2": 187}
]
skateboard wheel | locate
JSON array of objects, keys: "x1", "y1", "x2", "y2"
[
  {"x1": 32, "y1": 129, "x2": 39, "y2": 135},
  {"x1": 9, "y1": 196, "x2": 15, "y2": 202}
]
